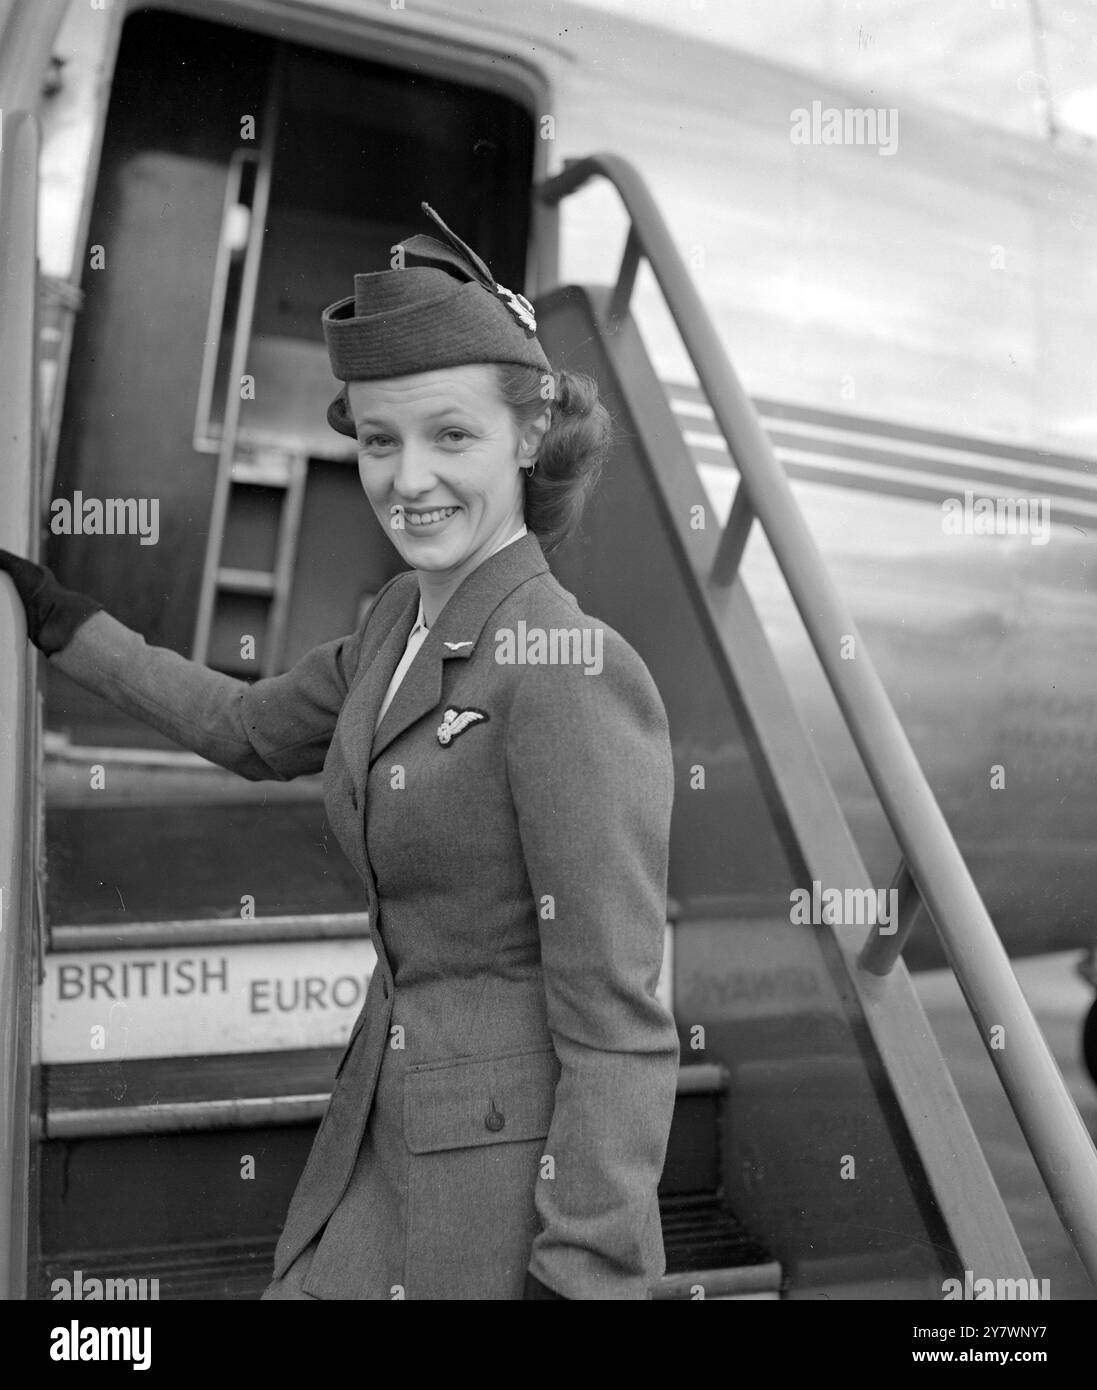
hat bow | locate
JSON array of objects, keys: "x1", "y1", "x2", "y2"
[{"x1": 397, "y1": 202, "x2": 538, "y2": 337}]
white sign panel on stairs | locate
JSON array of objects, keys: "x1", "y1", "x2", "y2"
[{"x1": 41, "y1": 938, "x2": 377, "y2": 1063}]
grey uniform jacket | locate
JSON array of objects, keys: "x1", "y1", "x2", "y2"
[{"x1": 52, "y1": 532, "x2": 680, "y2": 1299}]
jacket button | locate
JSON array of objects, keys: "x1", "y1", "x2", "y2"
[
  {"x1": 485, "y1": 1107, "x2": 505, "y2": 1133},
  {"x1": 382, "y1": 980, "x2": 390, "y2": 1000},
  {"x1": 351, "y1": 790, "x2": 359, "y2": 811}
]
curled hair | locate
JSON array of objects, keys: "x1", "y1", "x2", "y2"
[{"x1": 494, "y1": 365, "x2": 610, "y2": 554}]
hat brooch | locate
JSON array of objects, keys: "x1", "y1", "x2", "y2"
[{"x1": 493, "y1": 284, "x2": 537, "y2": 333}]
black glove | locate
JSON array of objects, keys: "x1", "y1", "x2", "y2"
[
  {"x1": 523, "y1": 1270, "x2": 568, "y2": 1300},
  {"x1": 0, "y1": 549, "x2": 103, "y2": 655}
]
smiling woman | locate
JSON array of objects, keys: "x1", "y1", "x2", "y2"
[
  {"x1": 348, "y1": 365, "x2": 545, "y2": 624},
  {"x1": 323, "y1": 203, "x2": 610, "y2": 615},
  {"x1": 0, "y1": 204, "x2": 677, "y2": 1300},
  {"x1": 345, "y1": 362, "x2": 607, "y2": 626}
]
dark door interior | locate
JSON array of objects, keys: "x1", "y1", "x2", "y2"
[{"x1": 48, "y1": 7, "x2": 534, "y2": 740}]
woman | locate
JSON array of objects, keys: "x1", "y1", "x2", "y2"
[{"x1": 0, "y1": 206, "x2": 679, "y2": 1300}]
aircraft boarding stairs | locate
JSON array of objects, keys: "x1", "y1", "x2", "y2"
[
  {"x1": 37, "y1": 783, "x2": 779, "y2": 1298},
  {"x1": 7, "y1": 130, "x2": 1097, "y2": 1297}
]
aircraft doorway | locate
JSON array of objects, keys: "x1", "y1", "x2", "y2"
[{"x1": 48, "y1": 6, "x2": 535, "y2": 739}]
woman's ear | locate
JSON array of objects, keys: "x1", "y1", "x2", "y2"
[{"x1": 519, "y1": 408, "x2": 552, "y2": 461}]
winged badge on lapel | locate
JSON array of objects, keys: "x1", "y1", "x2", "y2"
[{"x1": 437, "y1": 707, "x2": 489, "y2": 747}]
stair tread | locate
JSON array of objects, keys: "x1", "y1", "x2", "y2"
[
  {"x1": 44, "y1": 1054, "x2": 722, "y2": 1115},
  {"x1": 40, "y1": 1209, "x2": 782, "y2": 1299},
  {"x1": 44, "y1": 1048, "x2": 344, "y2": 1112},
  {"x1": 661, "y1": 1196, "x2": 780, "y2": 1274},
  {"x1": 216, "y1": 567, "x2": 277, "y2": 594}
]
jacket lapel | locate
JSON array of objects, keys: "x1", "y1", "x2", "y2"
[
  {"x1": 368, "y1": 532, "x2": 550, "y2": 766},
  {"x1": 338, "y1": 583, "x2": 419, "y2": 812}
]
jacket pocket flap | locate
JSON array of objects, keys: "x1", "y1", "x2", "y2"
[{"x1": 404, "y1": 1047, "x2": 559, "y2": 1154}]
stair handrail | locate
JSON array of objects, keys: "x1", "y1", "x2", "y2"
[{"x1": 539, "y1": 152, "x2": 1097, "y2": 1286}]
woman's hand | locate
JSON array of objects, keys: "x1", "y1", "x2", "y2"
[{"x1": 0, "y1": 549, "x2": 103, "y2": 654}]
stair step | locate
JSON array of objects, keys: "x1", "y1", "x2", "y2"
[
  {"x1": 653, "y1": 1267, "x2": 781, "y2": 1299},
  {"x1": 46, "y1": 801, "x2": 366, "y2": 928},
  {"x1": 230, "y1": 452, "x2": 295, "y2": 488},
  {"x1": 38, "y1": 1233, "x2": 781, "y2": 1300},
  {"x1": 39, "y1": 1239, "x2": 278, "y2": 1302},
  {"x1": 41, "y1": 1054, "x2": 727, "y2": 1139},
  {"x1": 50, "y1": 912, "x2": 370, "y2": 952},
  {"x1": 216, "y1": 566, "x2": 276, "y2": 595},
  {"x1": 661, "y1": 1194, "x2": 779, "y2": 1273}
]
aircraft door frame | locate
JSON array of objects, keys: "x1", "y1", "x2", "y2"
[
  {"x1": 40, "y1": 0, "x2": 556, "y2": 514},
  {"x1": 0, "y1": 0, "x2": 69, "y2": 1293}
]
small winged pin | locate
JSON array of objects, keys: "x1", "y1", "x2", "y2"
[{"x1": 437, "y1": 706, "x2": 488, "y2": 746}]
